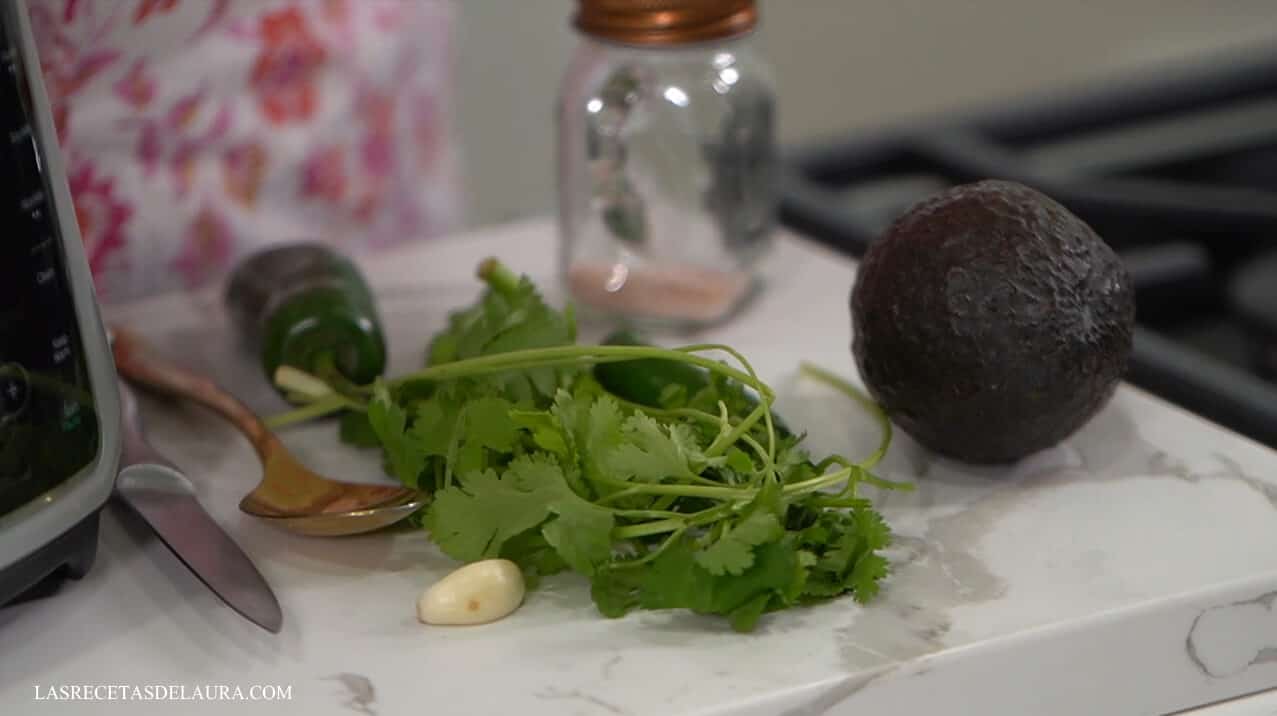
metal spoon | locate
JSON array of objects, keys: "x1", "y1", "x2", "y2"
[{"x1": 110, "y1": 326, "x2": 427, "y2": 537}]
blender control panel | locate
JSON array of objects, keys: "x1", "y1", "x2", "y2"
[{"x1": 0, "y1": 24, "x2": 99, "y2": 520}]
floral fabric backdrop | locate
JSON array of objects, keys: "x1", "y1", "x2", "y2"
[{"x1": 29, "y1": 0, "x2": 461, "y2": 302}]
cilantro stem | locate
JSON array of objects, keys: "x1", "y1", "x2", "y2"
[
  {"x1": 274, "y1": 365, "x2": 337, "y2": 401},
  {"x1": 610, "y1": 508, "x2": 688, "y2": 520},
  {"x1": 590, "y1": 478, "x2": 751, "y2": 501},
  {"x1": 737, "y1": 434, "x2": 773, "y2": 473},
  {"x1": 606, "y1": 398, "x2": 717, "y2": 427},
  {"x1": 614, "y1": 398, "x2": 776, "y2": 479},
  {"x1": 594, "y1": 462, "x2": 860, "y2": 507},
  {"x1": 614, "y1": 518, "x2": 685, "y2": 539},
  {"x1": 263, "y1": 393, "x2": 358, "y2": 429},
  {"x1": 706, "y1": 403, "x2": 768, "y2": 461},
  {"x1": 682, "y1": 343, "x2": 777, "y2": 464},
  {"x1": 683, "y1": 472, "x2": 740, "y2": 488},
  {"x1": 798, "y1": 363, "x2": 893, "y2": 471},
  {"x1": 611, "y1": 383, "x2": 778, "y2": 479},
  {"x1": 312, "y1": 351, "x2": 372, "y2": 397},
  {"x1": 443, "y1": 403, "x2": 467, "y2": 490},
  {"x1": 595, "y1": 487, "x2": 645, "y2": 506},
  {"x1": 650, "y1": 495, "x2": 678, "y2": 511},
  {"x1": 477, "y1": 256, "x2": 522, "y2": 296},
  {"x1": 782, "y1": 466, "x2": 856, "y2": 496},
  {"x1": 609, "y1": 527, "x2": 688, "y2": 569},
  {"x1": 390, "y1": 345, "x2": 774, "y2": 401},
  {"x1": 612, "y1": 500, "x2": 738, "y2": 539},
  {"x1": 807, "y1": 496, "x2": 870, "y2": 508},
  {"x1": 824, "y1": 455, "x2": 914, "y2": 493},
  {"x1": 267, "y1": 345, "x2": 778, "y2": 430}
]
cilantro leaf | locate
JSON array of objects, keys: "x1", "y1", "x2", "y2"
[
  {"x1": 605, "y1": 414, "x2": 702, "y2": 483},
  {"x1": 695, "y1": 510, "x2": 784, "y2": 576},
  {"x1": 367, "y1": 382, "x2": 428, "y2": 486},
  {"x1": 423, "y1": 468, "x2": 552, "y2": 561},
  {"x1": 668, "y1": 423, "x2": 726, "y2": 471},
  {"x1": 499, "y1": 530, "x2": 568, "y2": 588},
  {"x1": 583, "y1": 394, "x2": 625, "y2": 482},
  {"x1": 849, "y1": 552, "x2": 889, "y2": 603},
  {"x1": 510, "y1": 409, "x2": 569, "y2": 456},
  {"x1": 407, "y1": 395, "x2": 521, "y2": 478},
  {"x1": 705, "y1": 540, "x2": 804, "y2": 615},
  {"x1": 728, "y1": 593, "x2": 772, "y2": 633},
  {"x1": 543, "y1": 508, "x2": 613, "y2": 576},
  {"x1": 455, "y1": 396, "x2": 521, "y2": 475},
  {"x1": 409, "y1": 395, "x2": 464, "y2": 457},
  {"x1": 426, "y1": 267, "x2": 578, "y2": 402},
  {"x1": 725, "y1": 447, "x2": 754, "y2": 474},
  {"x1": 590, "y1": 567, "x2": 643, "y2": 618},
  {"x1": 586, "y1": 394, "x2": 625, "y2": 459},
  {"x1": 427, "y1": 454, "x2": 615, "y2": 575},
  {"x1": 484, "y1": 312, "x2": 575, "y2": 398},
  {"x1": 551, "y1": 388, "x2": 587, "y2": 456},
  {"x1": 637, "y1": 538, "x2": 714, "y2": 613},
  {"x1": 852, "y1": 502, "x2": 892, "y2": 552},
  {"x1": 695, "y1": 476, "x2": 785, "y2": 576},
  {"x1": 793, "y1": 500, "x2": 894, "y2": 605},
  {"x1": 637, "y1": 537, "x2": 802, "y2": 621},
  {"x1": 549, "y1": 386, "x2": 627, "y2": 498},
  {"x1": 338, "y1": 410, "x2": 380, "y2": 448},
  {"x1": 507, "y1": 455, "x2": 615, "y2": 575}
]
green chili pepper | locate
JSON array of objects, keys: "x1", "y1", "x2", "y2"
[
  {"x1": 593, "y1": 330, "x2": 710, "y2": 407},
  {"x1": 593, "y1": 329, "x2": 792, "y2": 437},
  {"x1": 226, "y1": 244, "x2": 387, "y2": 392}
]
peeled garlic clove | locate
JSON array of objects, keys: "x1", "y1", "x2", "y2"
[{"x1": 417, "y1": 559, "x2": 526, "y2": 626}]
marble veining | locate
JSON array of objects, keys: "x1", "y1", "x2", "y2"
[
  {"x1": 1188, "y1": 591, "x2": 1277, "y2": 679},
  {"x1": 600, "y1": 655, "x2": 623, "y2": 680},
  {"x1": 325, "y1": 673, "x2": 377, "y2": 715},
  {"x1": 537, "y1": 687, "x2": 630, "y2": 715},
  {"x1": 830, "y1": 490, "x2": 1011, "y2": 669},
  {"x1": 1150, "y1": 452, "x2": 1277, "y2": 510},
  {"x1": 777, "y1": 666, "x2": 897, "y2": 716}
]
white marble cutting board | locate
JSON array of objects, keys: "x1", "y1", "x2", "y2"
[{"x1": 3, "y1": 219, "x2": 1277, "y2": 715}]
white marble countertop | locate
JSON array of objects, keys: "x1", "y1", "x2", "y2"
[{"x1": 4, "y1": 219, "x2": 1277, "y2": 715}]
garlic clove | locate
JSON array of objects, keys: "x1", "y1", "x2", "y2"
[{"x1": 417, "y1": 559, "x2": 526, "y2": 626}]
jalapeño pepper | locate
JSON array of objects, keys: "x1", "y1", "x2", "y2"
[
  {"x1": 225, "y1": 244, "x2": 387, "y2": 392},
  {"x1": 593, "y1": 329, "x2": 792, "y2": 437}
]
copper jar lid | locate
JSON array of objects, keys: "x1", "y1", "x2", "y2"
[{"x1": 574, "y1": 0, "x2": 757, "y2": 45}]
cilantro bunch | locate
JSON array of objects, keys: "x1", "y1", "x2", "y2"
[{"x1": 270, "y1": 259, "x2": 907, "y2": 632}]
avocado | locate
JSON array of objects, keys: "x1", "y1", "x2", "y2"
[{"x1": 850, "y1": 180, "x2": 1135, "y2": 464}]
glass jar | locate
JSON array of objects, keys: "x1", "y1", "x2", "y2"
[{"x1": 557, "y1": 0, "x2": 777, "y2": 329}]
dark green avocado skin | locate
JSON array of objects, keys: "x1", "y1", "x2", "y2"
[{"x1": 851, "y1": 180, "x2": 1136, "y2": 464}]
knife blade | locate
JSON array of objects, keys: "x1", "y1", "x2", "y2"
[{"x1": 113, "y1": 377, "x2": 283, "y2": 634}]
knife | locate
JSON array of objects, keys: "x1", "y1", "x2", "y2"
[{"x1": 113, "y1": 376, "x2": 283, "y2": 634}]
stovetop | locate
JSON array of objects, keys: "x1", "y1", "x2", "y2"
[{"x1": 779, "y1": 44, "x2": 1277, "y2": 450}]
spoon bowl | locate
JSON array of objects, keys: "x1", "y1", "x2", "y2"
[{"x1": 110, "y1": 326, "x2": 427, "y2": 536}]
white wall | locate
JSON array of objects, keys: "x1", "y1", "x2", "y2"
[{"x1": 453, "y1": 0, "x2": 1277, "y2": 228}]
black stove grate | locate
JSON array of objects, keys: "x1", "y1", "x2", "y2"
[{"x1": 779, "y1": 45, "x2": 1277, "y2": 448}]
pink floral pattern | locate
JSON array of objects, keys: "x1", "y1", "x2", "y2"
[
  {"x1": 29, "y1": 0, "x2": 460, "y2": 302},
  {"x1": 112, "y1": 59, "x2": 156, "y2": 108},
  {"x1": 132, "y1": 0, "x2": 177, "y2": 26},
  {"x1": 68, "y1": 162, "x2": 132, "y2": 280},
  {"x1": 300, "y1": 145, "x2": 345, "y2": 203},
  {"x1": 173, "y1": 207, "x2": 235, "y2": 287},
  {"x1": 250, "y1": 7, "x2": 327, "y2": 126},
  {"x1": 223, "y1": 142, "x2": 269, "y2": 207}
]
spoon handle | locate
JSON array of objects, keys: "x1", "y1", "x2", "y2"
[{"x1": 110, "y1": 325, "x2": 277, "y2": 458}]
